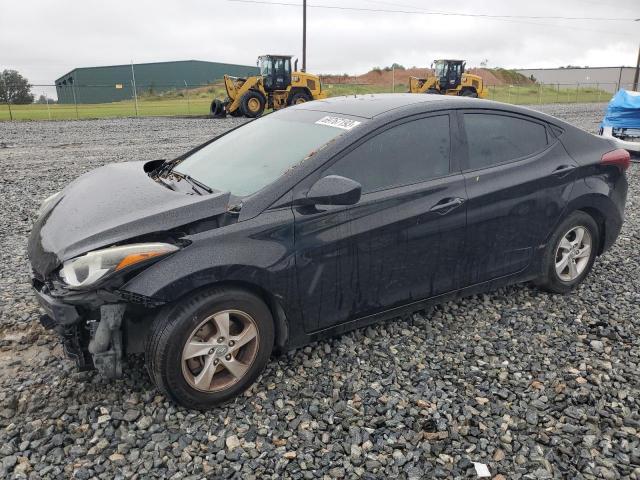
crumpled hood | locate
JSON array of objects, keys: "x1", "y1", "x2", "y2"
[{"x1": 28, "y1": 160, "x2": 230, "y2": 277}]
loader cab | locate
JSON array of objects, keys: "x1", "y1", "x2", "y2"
[
  {"x1": 433, "y1": 59, "x2": 465, "y2": 90},
  {"x1": 258, "y1": 55, "x2": 292, "y2": 92}
]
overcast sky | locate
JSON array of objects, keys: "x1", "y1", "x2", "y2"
[{"x1": 1, "y1": 0, "x2": 639, "y2": 86}]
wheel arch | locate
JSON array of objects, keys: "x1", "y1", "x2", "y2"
[
  {"x1": 577, "y1": 206, "x2": 606, "y2": 255},
  {"x1": 288, "y1": 87, "x2": 312, "y2": 103},
  {"x1": 549, "y1": 191, "x2": 621, "y2": 256},
  {"x1": 141, "y1": 279, "x2": 290, "y2": 353},
  {"x1": 459, "y1": 86, "x2": 478, "y2": 96},
  {"x1": 247, "y1": 87, "x2": 267, "y2": 101}
]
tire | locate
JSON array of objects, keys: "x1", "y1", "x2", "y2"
[
  {"x1": 288, "y1": 91, "x2": 312, "y2": 105},
  {"x1": 145, "y1": 287, "x2": 274, "y2": 409},
  {"x1": 240, "y1": 90, "x2": 266, "y2": 118},
  {"x1": 535, "y1": 211, "x2": 599, "y2": 294},
  {"x1": 460, "y1": 89, "x2": 478, "y2": 98},
  {"x1": 229, "y1": 108, "x2": 243, "y2": 117},
  {"x1": 425, "y1": 88, "x2": 441, "y2": 94},
  {"x1": 210, "y1": 99, "x2": 227, "y2": 118}
]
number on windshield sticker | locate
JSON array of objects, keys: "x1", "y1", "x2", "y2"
[{"x1": 315, "y1": 116, "x2": 362, "y2": 130}]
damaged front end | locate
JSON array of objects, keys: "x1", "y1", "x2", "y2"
[
  {"x1": 32, "y1": 273, "x2": 163, "y2": 378},
  {"x1": 27, "y1": 159, "x2": 235, "y2": 378},
  {"x1": 31, "y1": 241, "x2": 180, "y2": 378}
]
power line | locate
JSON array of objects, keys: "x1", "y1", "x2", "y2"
[
  {"x1": 227, "y1": 0, "x2": 638, "y2": 21},
  {"x1": 357, "y1": 0, "x2": 634, "y2": 37},
  {"x1": 365, "y1": 0, "x2": 639, "y2": 15}
]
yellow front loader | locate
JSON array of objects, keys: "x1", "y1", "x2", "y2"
[
  {"x1": 409, "y1": 59, "x2": 487, "y2": 98},
  {"x1": 211, "y1": 55, "x2": 327, "y2": 118}
]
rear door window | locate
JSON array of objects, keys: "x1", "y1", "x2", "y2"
[
  {"x1": 463, "y1": 113, "x2": 548, "y2": 170},
  {"x1": 325, "y1": 115, "x2": 451, "y2": 194}
]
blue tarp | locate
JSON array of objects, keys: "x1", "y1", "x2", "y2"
[{"x1": 601, "y1": 89, "x2": 640, "y2": 129}]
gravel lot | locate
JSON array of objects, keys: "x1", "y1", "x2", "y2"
[{"x1": 0, "y1": 103, "x2": 638, "y2": 479}]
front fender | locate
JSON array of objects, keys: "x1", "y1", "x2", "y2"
[{"x1": 121, "y1": 207, "x2": 300, "y2": 319}]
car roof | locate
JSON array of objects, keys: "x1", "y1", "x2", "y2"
[
  {"x1": 294, "y1": 93, "x2": 479, "y2": 119},
  {"x1": 293, "y1": 93, "x2": 565, "y2": 126}
]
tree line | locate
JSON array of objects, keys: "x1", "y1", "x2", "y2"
[{"x1": 0, "y1": 69, "x2": 47, "y2": 105}]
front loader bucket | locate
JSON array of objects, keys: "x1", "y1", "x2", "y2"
[{"x1": 408, "y1": 76, "x2": 425, "y2": 93}]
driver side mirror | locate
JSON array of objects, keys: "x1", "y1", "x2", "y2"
[{"x1": 296, "y1": 175, "x2": 362, "y2": 206}]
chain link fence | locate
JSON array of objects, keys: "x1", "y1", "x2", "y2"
[{"x1": 0, "y1": 81, "x2": 636, "y2": 121}]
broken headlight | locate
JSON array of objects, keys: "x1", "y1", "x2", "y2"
[{"x1": 59, "y1": 243, "x2": 179, "y2": 289}]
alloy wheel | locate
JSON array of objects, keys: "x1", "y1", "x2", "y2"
[
  {"x1": 181, "y1": 310, "x2": 259, "y2": 392},
  {"x1": 554, "y1": 226, "x2": 592, "y2": 282}
]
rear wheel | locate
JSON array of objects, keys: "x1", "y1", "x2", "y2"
[
  {"x1": 288, "y1": 91, "x2": 312, "y2": 105},
  {"x1": 536, "y1": 211, "x2": 599, "y2": 294},
  {"x1": 240, "y1": 91, "x2": 266, "y2": 118},
  {"x1": 146, "y1": 287, "x2": 274, "y2": 409},
  {"x1": 460, "y1": 89, "x2": 478, "y2": 98}
]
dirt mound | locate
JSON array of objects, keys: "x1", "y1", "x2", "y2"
[
  {"x1": 322, "y1": 67, "x2": 534, "y2": 87},
  {"x1": 468, "y1": 68, "x2": 503, "y2": 86},
  {"x1": 322, "y1": 68, "x2": 432, "y2": 86},
  {"x1": 487, "y1": 68, "x2": 534, "y2": 86},
  {"x1": 358, "y1": 68, "x2": 432, "y2": 86}
]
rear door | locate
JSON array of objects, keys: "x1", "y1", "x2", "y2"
[
  {"x1": 293, "y1": 113, "x2": 468, "y2": 332},
  {"x1": 458, "y1": 110, "x2": 577, "y2": 285}
]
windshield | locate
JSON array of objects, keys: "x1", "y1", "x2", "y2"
[
  {"x1": 258, "y1": 57, "x2": 272, "y2": 76},
  {"x1": 434, "y1": 62, "x2": 446, "y2": 78},
  {"x1": 173, "y1": 109, "x2": 363, "y2": 196}
]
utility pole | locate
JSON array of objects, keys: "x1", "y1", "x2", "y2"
[
  {"x1": 633, "y1": 42, "x2": 640, "y2": 91},
  {"x1": 184, "y1": 80, "x2": 190, "y2": 115},
  {"x1": 131, "y1": 61, "x2": 139, "y2": 116},
  {"x1": 44, "y1": 91, "x2": 51, "y2": 120},
  {"x1": 302, "y1": 0, "x2": 307, "y2": 72},
  {"x1": 392, "y1": 65, "x2": 395, "y2": 93}
]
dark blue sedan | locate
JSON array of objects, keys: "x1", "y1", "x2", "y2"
[{"x1": 29, "y1": 94, "x2": 629, "y2": 409}]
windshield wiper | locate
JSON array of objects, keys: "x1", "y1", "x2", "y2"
[
  {"x1": 154, "y1": 176, "x2": 176, "y2": 191},
  {"x1": 171, "y1": 171, "x2": 213, "y2": 194}
]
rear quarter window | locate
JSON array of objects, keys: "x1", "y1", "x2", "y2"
[{"x1": 463, "y1": 113, "x2": 548, "y2": 170}]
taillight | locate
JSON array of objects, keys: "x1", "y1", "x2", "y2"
[{"x1": 601, "y1": 149, "x2": 630, "y2": 172}]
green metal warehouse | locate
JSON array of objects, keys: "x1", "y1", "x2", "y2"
[{"x1": 55, "y1": 60, "x2": 259, "y2": 104}]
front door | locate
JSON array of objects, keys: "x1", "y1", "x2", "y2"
[
  {"x1": 294, "y1": 113, "x2": 468, "y2": 332},
  {"x1": 459, "y1": 110, "x2": 577, "y2": 285},
  {"x1": 272, "y1": 57, "x2": 291, "y2": 91}
]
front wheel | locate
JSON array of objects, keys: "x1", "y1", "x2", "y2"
[
  {"x1": 240, "y1": 91, "x2": 266, "y2": 118},
  {"x1": 535, "y1": 211, "x2": 599, "y2": 294},
  {"x1": 146, "y1": 287, "x2": 274, "y2": 409}
]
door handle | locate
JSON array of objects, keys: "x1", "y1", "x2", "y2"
[
  {"x1": 430, "y1": 197, "x2": 465, "y2": 214},
  {"x1": 553, "y1": 164, "x2": 576, "y2": 176}
]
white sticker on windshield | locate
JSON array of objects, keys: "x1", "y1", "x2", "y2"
[{"x1": 315, "y1": 116, "x2": 361, "y2": 130}]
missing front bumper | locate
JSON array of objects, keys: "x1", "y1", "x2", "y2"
[{"x1": 33, "y1": 283, "x2": 126, "y2": 378}]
